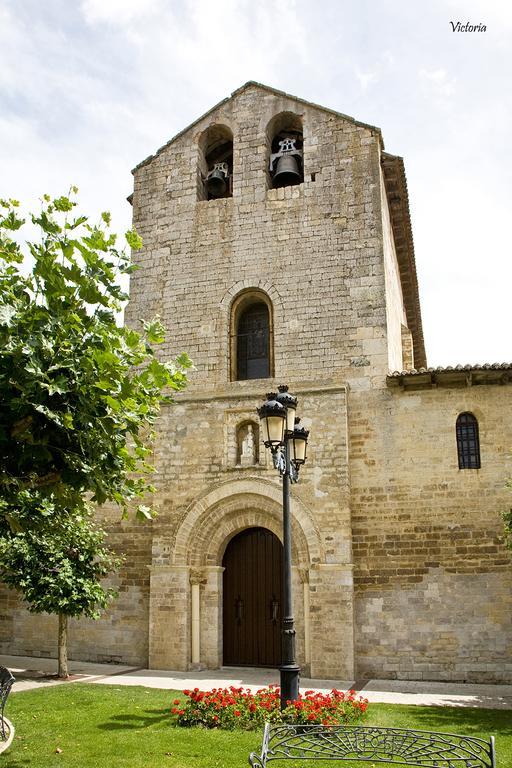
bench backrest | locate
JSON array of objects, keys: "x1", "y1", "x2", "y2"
[
  {"x1": 0, "y1": 667, "x2": 14, "y2": 700},
  {"x1": 0, "y1": 666, "x2": 15, "y2": 741},
  {"x1": 249, "y1": 723, "x2": 495, "y2": 768}
]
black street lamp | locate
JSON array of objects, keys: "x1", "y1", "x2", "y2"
[{"x1": 257, "y1": 385, "x2": 309, "y2": 709}]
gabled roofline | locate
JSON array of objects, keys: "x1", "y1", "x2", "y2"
[{"x1": 132, "y1": 81, "x2": 384, "y2": 173}]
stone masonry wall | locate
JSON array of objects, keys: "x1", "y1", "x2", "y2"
[
  {"x1": 127, "y1": 84, "x2": 389, "y2": 391},
  {"x1": 0, "y1": 516, "x2": 151, "y2": 666},
  {"x1": 120, "y1": 84, "x2": 390, "y2": 677},
  {"x1": 350, "y1": 383, "x2": 512, "y2": 682},
  {"x1": 146, "y1": 384, "x2": 353, "y2": 678}
]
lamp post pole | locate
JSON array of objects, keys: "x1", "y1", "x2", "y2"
[
  {"x1": 280, "y1": 437, "x2": 300, "y2": 706},
  {"x1": 257, "y1": 385, "x2": 309, "y2": 710}
]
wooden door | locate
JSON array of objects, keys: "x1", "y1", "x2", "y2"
[{"x1": 222, "y1": 527, "x2": 283, "y2": 667}]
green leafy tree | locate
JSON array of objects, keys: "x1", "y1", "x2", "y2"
[
  {"x1": 0, "y1": 495, "x2": 121, "y2": 677},
  {"x1": 0, "y1": 192, "x2": 191, "y2": 675}
]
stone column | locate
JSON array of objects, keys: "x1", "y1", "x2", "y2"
[
  {"x1": 201, "y1": 567, "x2": 224, "y2": 669},
  {"x1": 299, "y1": 568, "x2": 311, "y2": 674},
  {"x1": 189, "y1": 569, "x2": 208, "y2": 668}
]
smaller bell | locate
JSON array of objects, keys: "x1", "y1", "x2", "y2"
[
  {"x1": 272, "y1": 154, "x2": 301, "y2": 188},
  {"x1": 207, "y1": 162, "x2": 229, "y2": 198}
]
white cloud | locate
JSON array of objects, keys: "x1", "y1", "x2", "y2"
[
  {"x1": 356, "y1": 70, "x2": 379, "y2": 90},
  {"x1": 81, "y1": 0, "x2": 164, "y2": 26},
  {"x1": 0, "y1": 0, "x2": 510, "y2": 366},
  {"x1": 419, "y1": 68, "x2": 456, "y2": 99},
  {"x1": 355, "y1": 51, "x2": 395, "y2": 94}
]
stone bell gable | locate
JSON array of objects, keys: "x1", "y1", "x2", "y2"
[{"x1": 127, "y1": 81, "x2": 425, "y2": 392}]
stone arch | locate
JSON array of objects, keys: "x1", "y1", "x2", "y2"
[
  {"x1": 266, "y1": 111, "x2": 304, "y2": 189},
  {"x1": 230, "y1": 288, "x2": 273, "y2": 381},
  {"x1": 220, "y1": 280, "x2": 283, "y2": 314},
  {"x1": 173, "y1": 477, "x2": 323, "y2": 569},
  {"x1": 197, "y1": 123, "x2": 234, "y2": 201},
  {"x1": 217, "y1": 282, "x2": 283, "y2": 382}
]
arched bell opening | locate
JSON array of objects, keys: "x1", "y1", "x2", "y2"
[
  {"x1": 266, "y1": 111, "x2": 304, "y2": 190},
  {"x1": 222, "y1": 527, "x2": 283, "y2": 667},
  {"x1": 198, "y1": 124, "x2": 233, "y2": 201}
]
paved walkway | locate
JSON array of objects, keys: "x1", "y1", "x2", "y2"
[{"x1": 2, "y1": 654, "x2": 512, "y2": 709}]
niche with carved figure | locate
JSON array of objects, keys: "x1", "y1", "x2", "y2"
[
  {"x1": 236, "y1": 421, "x2": 260, "y2": 467},
  {"x1": 198, "y1": 124, "x2": 233, "y2": 201}
]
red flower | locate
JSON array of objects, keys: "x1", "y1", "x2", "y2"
[{"x1": 169, "y1": 684, "x2": 368, "y2": 730}]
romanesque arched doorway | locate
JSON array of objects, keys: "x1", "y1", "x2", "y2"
[{"x1": 222, "y1": 527, "x2": 283, "y2": 667}]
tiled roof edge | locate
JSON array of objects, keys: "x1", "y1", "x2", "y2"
[{"x1": 388, "y1": 363, "x2": 512, "y2": 376}]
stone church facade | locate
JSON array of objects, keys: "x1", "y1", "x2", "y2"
[{"x1": 1, "y1": 82, "x2": 511, "y2": 683}]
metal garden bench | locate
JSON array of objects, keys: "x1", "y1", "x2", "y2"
[
  {"x1": 249, "y1": 723, "x2": 496, "y2": 768},
  {"x1": 0, "y1": 666, "x2": 15, "y2": 741}
]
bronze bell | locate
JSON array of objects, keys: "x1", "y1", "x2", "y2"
[
  {"x1": 206, "y1": 163, "x2": 228, "y2": 197},
  {"x1": 272, "y1": 153, "x2": 302, "y2": 188}
]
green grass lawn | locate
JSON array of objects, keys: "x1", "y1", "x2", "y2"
[{"x1": 2, "y1": 683, "x2": 510, "y2": 767}]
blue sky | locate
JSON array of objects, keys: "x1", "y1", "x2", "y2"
[{"x1": 1, "y1": 0, "x2": 510, "y2": 366}]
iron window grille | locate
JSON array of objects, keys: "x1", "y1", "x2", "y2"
[{"x1": 456, "y1": 412, "x2": 481, "y2": 469}]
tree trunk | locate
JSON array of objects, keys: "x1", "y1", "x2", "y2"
[{"x1": 58, "y1": 613, "x2": 69, "y2": 678}]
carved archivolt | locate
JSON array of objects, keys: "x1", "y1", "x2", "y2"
[{"x1": 173, "y1": 477, "x2": 323, "y2": 569}]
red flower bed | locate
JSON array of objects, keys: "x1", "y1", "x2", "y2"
[{"x1": 171, "y1": 685, "x2": 368, "y2": 730}]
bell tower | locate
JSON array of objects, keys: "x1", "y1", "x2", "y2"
[{"x1": 125, "y1": 81, "x2": 424, "y2": 677}]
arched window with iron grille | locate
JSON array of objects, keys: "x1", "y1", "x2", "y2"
[
  {"x1": 230, "y1": 290, "x2": 273, "y2": 381},
  {"x1": 456, "y1": 412, "x2": 481, "y2": 469}
]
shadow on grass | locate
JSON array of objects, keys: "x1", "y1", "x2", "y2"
[
  {"x1": 378, "y1": 703, "x2": 512, "y2": 736},
  {"x1": 97, "y1": 708, "x2": 169, "y2": 731}
]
